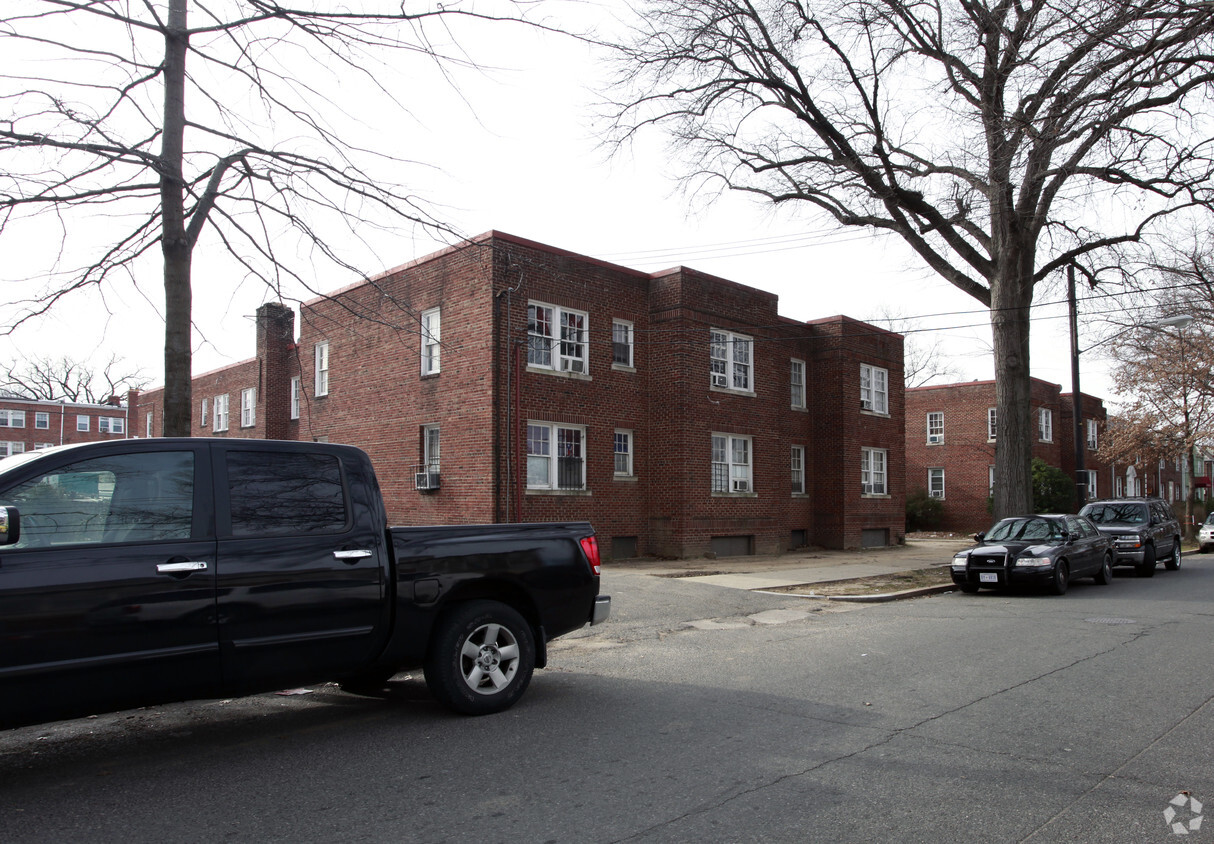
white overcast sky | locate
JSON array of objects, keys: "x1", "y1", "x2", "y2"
[{"x1": 1, "y1": 1, "x2": 1118, "y2": 404}]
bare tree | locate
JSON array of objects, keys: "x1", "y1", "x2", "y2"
[
  {"x1": 866, "y1": 307, "x2": 963, "y2": 389},
  {"x1": 1, "y1": 0, "x2": 551, "y2": 435},
  {"x1": 608, "y1": 0, "x2": 1214, "y2": 518},
  {"x1": 1, "y1": 355, "x2": 149, "y2": 403},
  {"x1": 1106, "y1": 315, "x2": 1214, "y2": 534}
]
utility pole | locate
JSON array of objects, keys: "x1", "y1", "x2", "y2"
[{"x1": 1068, "y1": 264, "x2": 1086, "y2": 509}]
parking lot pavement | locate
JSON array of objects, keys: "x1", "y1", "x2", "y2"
[{"x1": 609, "y1": 537, "x2": 972, "y2": 591}]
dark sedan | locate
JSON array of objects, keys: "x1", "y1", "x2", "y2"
[{"x1": 951, "y1": 514, "x2": 1114, "y2": 595}]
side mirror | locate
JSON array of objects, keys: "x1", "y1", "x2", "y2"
[
  {"x1": 0, "y1": 506, "x2": 19, "y2": 546},
  {"x1": 974, "y1": 533, "x2": 985, "y2": 543}
]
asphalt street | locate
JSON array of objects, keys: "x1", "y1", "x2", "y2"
[{"x1": 1, "y1": 553, "x2": 1211, "y2": 843}]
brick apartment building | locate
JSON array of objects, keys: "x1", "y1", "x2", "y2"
[
  {"x1": 134, "y1": 231, "x2": 906, "y2": 556},
  {"x1": 906, "y1": 378, "x2": 1187, "y2": 533},
  {"x1": 0, "y1": 396, "x2": 133, "y2": 457}
]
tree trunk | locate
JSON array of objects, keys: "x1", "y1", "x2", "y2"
[
  {"x1": 160, "y1": 0, "x2": 192, "y2": 437},
  {"x1": 990, "y1": 272, "x2": 1035, "y2": 520}
]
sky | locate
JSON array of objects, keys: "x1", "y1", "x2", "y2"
[{"x1": 0, "y1": 0, "x2": 1121, "y2": 405}]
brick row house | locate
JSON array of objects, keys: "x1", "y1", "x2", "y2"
[
  {"x1": 134, "y1": 232, "x2": 906, "y2": 556},
  {"x1": 906, "y1": 378, "x2": 1187, "y2": 533},
  {"x1": 0, "y1": 397, "x2": 133, "y2": 457}
]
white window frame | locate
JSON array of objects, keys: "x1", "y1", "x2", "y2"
[
  {"x1": 860, "y1": 364, "x2": 888, "y2": 414},
  {"x1": 710, "y1": 329, "x2": 753, "y2": 393},
  {"x1": 614, "y1": 429, "x2": 633, "y2": 476},
  {"x1": 423, "y1": 424, "x2": 441, "y2": 472},
  {"x1": 989, "y1": 465, "x2": 996, "y2": 497},
  {"x1": 987, "y1": 407, "x2": 997, "y2": 441},
  {"x1": 1038, "y1": 408, "x2": 1053, "y2": 442},
  {"x1": 214, "y1": 394, "x2": 229, "y2": 432},
  {"x1": 927, "y1": 411, "x2": 944, "y2": 444},
  {"x1": 711, "y1": 433, "x2": 753, "y2": 493},
  {"x1": 1086, "y1": 418, "x2": 1098, "y2": 451},
  {"x1": 1082, "y1": 469, "x2": 1097, "y2": 499},
  {"x1": 928, "y1": 467, "x2": 945, "y2": 499},
  {"x1": 528, "y1": 302, "x2": 589, "y2": 375},
  {"x1": 421, "y1": 308, "x2": 441, "y2": 376},
  {"x1": 99, "y1": 416, "x2": 124, "y2": 435},
  {"x1": 791, "y1": 359, "x2": 806, "y2": 409},
  {"x1": 290, "y1": 377, "x2": 301, "y2": 420},
  {"x1": 314, "y1": 341, "x2": 330, "y2": 397},
  {"x1": 791, "y1": 445, "x2": 805, "y2": 495},
  {"x1": 861, "y1": 447, "x2": 888, "y2": 496},
  {"x1": 200, "y1": 398, "x2": 209, "y2": 428},
  {"x1": 612, "y1": 319, "x2": 634, "y2": 369},
  {"x1": 145, "y1": 411, "x2": 152, "y2": 437},
  {"x1": 241, "y1": 387, "x2": 256, "y2": 428},
  {"x1": 0, "y1": 410, "x2": 26, "y2": 428},
  {"x1": 77, "y1": 415, "x2": 89, "y2": 432},
  {"x1": 34, "y1": 412, "x2": 49, "y2": 430},
  {"x1": 527, "y1": 422, "x2": 586, "y2": 490},
  {"x1": 0, "y1": 441, "x2": 25, "y2": 457}
]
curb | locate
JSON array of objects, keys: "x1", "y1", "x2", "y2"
[{"x1": 755, "y1": 583, "x2": 957, "y2": 603}]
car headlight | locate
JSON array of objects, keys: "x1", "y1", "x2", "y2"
[
  {"x1": 951, "y1": 554, "x2": 968, "y2": 570},
  {"x1": 1015, "y1": 550, "x2": 1054, "y2": 567},
  {"x1": 1115, "y1": 534, "x2": 1143, "y2": 547}
]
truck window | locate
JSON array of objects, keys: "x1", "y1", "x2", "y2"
[
  {"x1": 2, "y1": 451, "x2": 194, "y2": 548},
  {"x1": 226, "y1": 451, "x2": 348, "y2": 536}
]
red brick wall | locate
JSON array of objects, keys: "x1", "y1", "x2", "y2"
[{"x1": 0, "y1": 398, "x2": 133, "y2": 450}]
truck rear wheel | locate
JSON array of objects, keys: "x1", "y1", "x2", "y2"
[{"x1": 424, "y1": 601, "x2": 535, "y2": 715}]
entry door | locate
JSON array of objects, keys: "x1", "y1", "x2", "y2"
[
  {"x1": 0, "y1": 448, "x2": 218, "y2": 725},
  {"x1": 214, "y1": 448, "x2": 387, "y2": 693}
]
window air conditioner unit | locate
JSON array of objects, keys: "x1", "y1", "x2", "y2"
[
  {"x1": 712, "y1": 373, "x2": 728, "y2": 388},
  {"x1": 928, "y1": 434, "x2": 942, "y2": 444},
  {"x1": 731, "y1": 479, "x2": 750, "y2": 493},
  {"x1": 415, "y1": 472, "x2": 440, "y2": 491},
  {"x1": 562, "y1": 358, "x2": 585, "y2": 373},
  {"x1": 861, "y1": 399, "x2": 873, "y2": 410},
  {"x1": 862, "y1": 483, "x2": 873, "y2": 494}
]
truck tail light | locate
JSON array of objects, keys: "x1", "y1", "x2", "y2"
[{"x1": 580, "y1": 535, "x2": 601, "y2": 576}]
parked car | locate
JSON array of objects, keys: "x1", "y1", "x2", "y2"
[
  {"x1": 0, "y1": 438, "x2": 610, "y2": 727},
  {"x1": 1077, "y1": 497, "x2": 1183, "y2": 576},
  {"x1": 951, "y1": 514, "x2": 1113, "y2": 595},
  {"x1": 1199, "y1": 513, "x2": 1214, "y2": 553}
]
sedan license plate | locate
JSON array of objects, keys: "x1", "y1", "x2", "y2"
[{"x1": 979, "y1": 572, "x2": 999, "y2": 583}]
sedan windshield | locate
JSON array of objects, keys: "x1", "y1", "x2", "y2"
[
  {"x1": 985, "y1": 517, "x2": 1065, "y2": 543},
  {"x1": 1081, "y1": 503, "x2": 1149, "y2": 525}
]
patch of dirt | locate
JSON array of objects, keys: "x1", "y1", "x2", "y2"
[
  {"x1": 659, "y1": 570, "x2": 728, "y2": 578},
  {"x1": 769, "y1": 566, "x2": 954, "y2": 597}
]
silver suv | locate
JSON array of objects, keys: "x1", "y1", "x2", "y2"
[{"x1": 1078, "y1": 498, "x2": 1183, "y2": 577}]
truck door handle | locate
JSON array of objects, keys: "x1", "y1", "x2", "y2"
[
  {"x1": 333, "y1": 549, "x2": 373, "y2": 562},
  {"x1": 157, "y1": 561, "x2": 208, "y2": 573}
]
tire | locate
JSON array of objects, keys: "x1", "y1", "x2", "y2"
[
  {"x1": 1136, "y1": 544, "x2": 1157, "y2": 577},
  {"x1": 1165, "y1": 539, "x2": 1182, "y2": 571},
  {"x1": 1050, "y1": 560, "x2": 1070, "y2": 596},
  {"x1": 957, "y1": 583, "x2": 980, "y2": 594},
  {"x1": 1094, "y1": 552, "x2": 1113, "y2": 585},
  {"x1": 424, "y1": 600, "x2": 535, "y2": 716}
]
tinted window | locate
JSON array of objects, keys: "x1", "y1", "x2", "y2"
[
  {"x1": 226, "y1": 451, "x2": 347, "y2": 537},
  {"x1": 986, "y1": 517, "x2": 1064, "y2": 542},
  {"x1": 1081, "y1": 503, "x2": 1148, "y2": 525},
  {"x1": 1, "y1": 451, "x2": 194, "y2": 548}
]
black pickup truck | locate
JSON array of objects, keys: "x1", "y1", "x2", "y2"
[{"x1": 0, "y1": 438, "x2": 609, "y2": 726}]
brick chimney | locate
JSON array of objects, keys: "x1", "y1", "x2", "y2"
[{"x1": 256, "y1": 303, "x2": 296, "y2": 439}]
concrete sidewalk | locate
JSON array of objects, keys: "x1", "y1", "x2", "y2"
[{"x1": 611, "y1": 537, "x2": 972, "y2": 591}]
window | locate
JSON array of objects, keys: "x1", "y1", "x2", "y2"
[
  {"x1": 1, "y1": 442, "x2": 25, "y2": 458},
  {"x1": 710, "y1": 330, "x2": 753, "y2": 392},
  {"x1": 861, "y1": 447, "x2": 887, "y2": 495},
  {"x1": 34, "y1": 442, "x2": 54, "y2": 450},
  {"x1": 612, "y1": 320, "x2": 634, "y2": 368},
  {"x1": 711, "y1": 433, "x2": 753, "y2": 493},
  {"x1": 1082, "y1": 470, "x2": 1097, "y2": 499},
  {"x1": 145, "y1": 411, "x2": 153, "y2": 437},
  {"x1": 927, "y1": 412, "x2": 944, "y2": 444},
  {"x1": 5, "y1": 450, "x2": 194, "y2": 547},
  {"x1": 791, "y1": 446, "x2": 805, "y2": 494},
  {"x1": 928, "y1": 467, "x2": 945, "y2": 499},
  {"x1": 35, "y1": 412, "x2": 49, "y2": 430},
  {"x1": 226, "y1": 451, "x2": 347, "y2": 537},
  {"x1": 241, "y1": 388, "x2": 256, "y2": 428},
  {"x1": 423, "y1": 424, "x2": 441, "y2": 472},
  {"x1": 860, "y1": 364, "x2": 888, "y2": 414},
  {"x1": 527, "y1": 423, "x2": 586, "y2": 490},
  {"x1": 201, "y1": 398, "x2": 209, "y2": 428},
  {"x1": 77, "y1": 415, "x2": 89, "y2": 432},
  {"x1": 99, "y1": 416, "x2": 125, "y2": 434},
  {"x1": 0, "y1": 410, "x2": 26, "y2": 428},
  {"x1": 290, "y1": 377, "x2": 301, "y2": 420},
  {"x1": 421, "y1": 308, "x2": 441, "y2": 375},
  {"x1": 1086, "y1": 418, "x2": 1098, "y2": 451},
  {"x1": 1038, "y1": 408, "x2": 1053, "y2": 442},
  {"x1": 315, "y1": 341, "x2": 330, "y2": 397},
  {"x1": 791, "y1": 359, "x2": 806, "y2": 409},
  {"x1": 528, "y1": 302, "x2": 588, "y2": 374},
  {"x1": 987, "y1": 408, "x2": 997, "y2": 440},
  {"x1": 989, "y1": 465, "x2": 995, "y2": 497},
  {"x1": 614, "y1": 429, "x2": 633, "y2": 476},
  {"x1": 214, "y1": 394, "x2": 229, "y2": 432}
]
